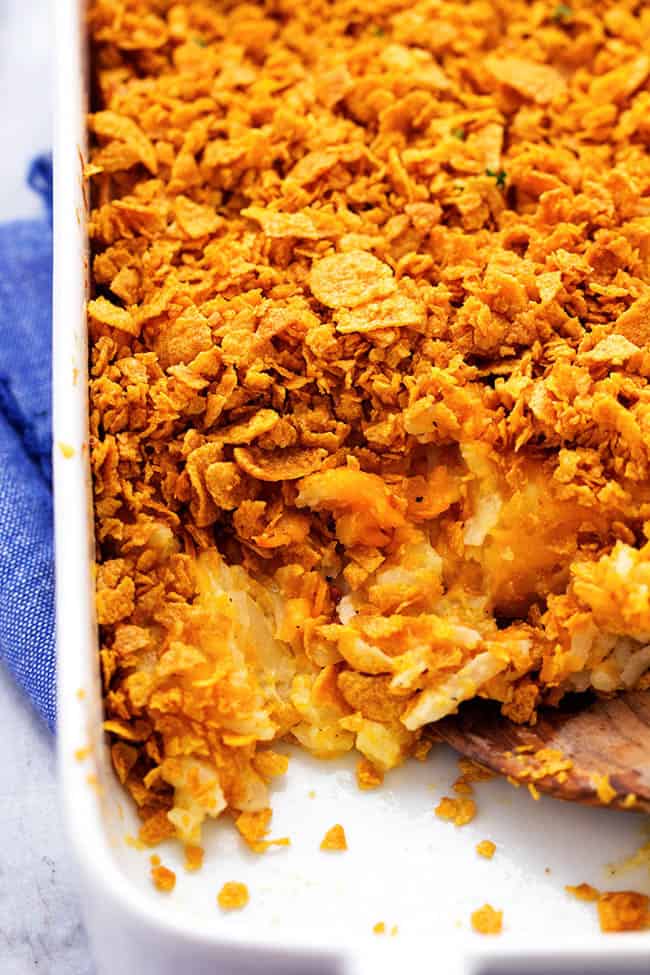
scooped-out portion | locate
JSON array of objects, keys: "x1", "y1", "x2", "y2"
[{"x1": 89, "y1": 0, "x2": 650, "y2": 844}]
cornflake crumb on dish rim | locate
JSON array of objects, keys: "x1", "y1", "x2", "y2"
[
  {"x1": 471, "y1": 904, "x2": 503, "y2": 935},
  {"x1": 320, "y1": 824, "x2": 348, "y2": 851},
  {"x1": 217, "y1": 882, "x2": 250, "y2": 912}
]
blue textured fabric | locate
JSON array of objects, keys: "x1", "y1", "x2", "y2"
[{"x1": 0, "y1": 156, "x2": 55, "y2": 729}]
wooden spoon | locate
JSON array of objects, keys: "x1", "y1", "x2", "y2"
[{"x1": 435, "y1": 690, "x2": 650, "y2": 813}]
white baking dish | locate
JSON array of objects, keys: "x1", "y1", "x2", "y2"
[{"x1": 52, "y1": 2, "x2": 650, "y2": 972}]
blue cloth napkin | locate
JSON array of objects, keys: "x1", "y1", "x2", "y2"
[{"x1": 0, "y1": 156, "x2": 55, "y2": 729}]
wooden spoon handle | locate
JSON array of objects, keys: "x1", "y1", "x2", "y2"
[{"x1": 435, "y1": 692, "x2": 650, "y2": 812}]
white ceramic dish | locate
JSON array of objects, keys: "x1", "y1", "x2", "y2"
[{"x1": 53, "y1": 2, "x2": 650, "y2": 972}]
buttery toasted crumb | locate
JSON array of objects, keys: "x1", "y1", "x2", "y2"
[
  {"x1": 598, "y1": 891, "x2": 649, "y2": 932},
  {"x1": 58, "y1": 441, "x2": 75, "y2": 458},
  {"x1": 476, "y1": 840, "x2": 496, "y2": 859},
  {"x1": 566, "y1": 883, "x2": 600, "y2": 902},
  {"x1": 151, "y1": 864, "x2": 176, "y2": 893},
  {"x1": 217, "y1": 882, "x2": 249, "y2": 911},
  {"x1": 471, "y1": 904, "x2": 503, "y2": 935},
  {"x1": 435, "y1": 796, "x2": 476, "y2": 827},
  {"x1": 357, "y1": 757, "x2": 384, "y2": 791},
  {"x1": 184, "y1": 845, "x2": 204, "y2": 872},
  {"x1": 373, "y1": 922, "x2": 386, "y2": 935},
  {"x1": 235, "y1": 808, "x2": 290, "y2": 853},
  {"x1": 320, "y1": 824, "x2": 348, "y2": 851}
]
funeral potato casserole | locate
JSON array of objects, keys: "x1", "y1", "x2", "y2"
[{"x1": 87, "y1": 0, "x2": 650, "y2": 848}]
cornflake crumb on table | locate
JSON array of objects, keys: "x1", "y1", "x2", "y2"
[
  {"x1": 320, "y1": 824, "x2": 348, "y2": 851},
  {"x1": 471, "y1": 904, "x2": 503, "y2": 935},
  {"x1": 217, "y1": 882, "x2": 250, "y2": 911}
]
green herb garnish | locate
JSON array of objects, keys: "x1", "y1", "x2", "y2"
[
  {"x1": 552, "y1": 3, "x2": 573, "y2": 21},
  {"x1": 486, "y1": 167, "x2": 507, "y2": 188},
  {"x1": 451, "y1": 127, "x2": 467, "y2": 141}
]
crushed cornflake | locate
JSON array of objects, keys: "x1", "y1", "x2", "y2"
[
  {"x1": 217, "y1": 881, "x2": 250, "y2": 911},
  {"x1": 566, "y1": 883, "x2": 600, "y2": 902},
  {"x1": 373, "y1": 922, "x2": 386, "y2": 935},
  {"x1": 567, "y1": 884, "x2": 650, "y2": 932},
  {"x1": 235, "y1": 808, "x2": 290, "y2": 854},
  {"x1": 58, "y1": 442, "x2": 75, "y2": 459},
  {"x1": 320, "y1": 824, "x2": 348, "y2": 851},
  {"x1": 151, "y1": 863, "x2": 176, "y2": 893},
  {"x1": 471, "y1": 904, "x2": 503, "y2": 935},
  {"x1": 598, "y1": 891, "x2": 650, "y2": 933},
  {"x1": 435, "y1": 796, "x2": 476, "y2": 827},
  {"x1": 356, "y1": 757, "x2": 384, "y2": 791},
  {"x1": 476, "y1": 840, "x2": 496, "y2": 859},
  {"x1": 89, "y1": 0, "x2": 650, "y2": 857},
  {"x1": 453, "y1": 758, "x2": 494, "y2": 795},
  {"x1": 184, "y1": 844, "x2": 204, "y2": 872}
]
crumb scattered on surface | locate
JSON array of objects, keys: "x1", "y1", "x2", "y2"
[
  {"x1": 74, "y1": 746, "x2": 90, "y2": 762},
  {"x1": 373, "y1": 921, "x2": 386, "y2": 935},
  {"x1": 357, "y1": 757, "x2": 384, "y2": 791},
  {"x1": 236, "y1": 809, "x2": 290, "y2": 853},
  {"x1": 471, "y1": 904, "x2": 503, "y2": 935},
  {"x1": 184, "y1": 844, "x2": 204, "y2": 872},
  {"x1": 598, "y1": 891, "x2": 649, "y2": 932},
  {"x1": 435, "y1": 796, "x2": 476, "y2": 826},
  {"x1": 566, "y1": 883, "x2": 600, "y2": 902},
  {"x1": 58, "y1": 441, "x2": 75, "y2": 458},
  {"x1": 217, "y1": 881, "x2": 249, "y2": 911},
  {"x1": 151, "y1": 863, "x2": 176, "y2": 893},
  {"x1": 320, "y1": 824, "x2": 348, "y2": 851},
  {"x1": 476, "y1": 839, "x2": 496, "y2": 859}
]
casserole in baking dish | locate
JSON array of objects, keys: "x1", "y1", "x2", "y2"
[{"x1": 55, "y1": 4, "x2": 644, "y2": 972}]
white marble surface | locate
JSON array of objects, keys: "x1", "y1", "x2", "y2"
[{"x1": 0, "y1": 0, "x2": 94, "y2": 971}]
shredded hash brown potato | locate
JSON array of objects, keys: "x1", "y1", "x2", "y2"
[{"x1": 89, "y1": 0, "x2": 650, "y2": 846}]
